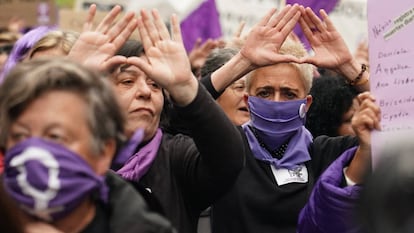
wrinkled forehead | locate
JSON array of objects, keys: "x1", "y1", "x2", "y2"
[{"x1": 247, "y1": 63, "x2": 307, "y2": 92}]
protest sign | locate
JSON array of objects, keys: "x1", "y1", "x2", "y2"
[{"x1": 368, "y1": 0, "x2": 414, "y2": 165}]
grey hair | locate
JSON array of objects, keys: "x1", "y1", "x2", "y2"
[
  {"x1": 246, "y1": 38, "x2": 314, "y2": 94},
  {"x1": 0, "y1": 58, "x2": 126, "y2": 154},
  {"x1": 200, "y1": 47, "x2": 239, "y2": 78}
]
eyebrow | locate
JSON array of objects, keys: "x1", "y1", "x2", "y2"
[{"x1": 280, "y1": 86, "x2": 300, "y2": 93}]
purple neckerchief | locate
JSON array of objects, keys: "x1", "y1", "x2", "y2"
[
  {"x1": 243, "y1": 124, "x2": 312, "y2": 169},
  {"x1": 248, "y1": 96, "x2": 307, "y2": 150},
  {"x1": 111, "y1": 129, "x2": 144, "y2": 170},
  {"x1": 3, "y1": 137, "x2": 108, "y2": 222},
  {"x1": 117, "y1": 128, "x2": 163, "y2": 181}
]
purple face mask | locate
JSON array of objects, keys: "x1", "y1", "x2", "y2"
[
  {"x1": 247, "y1": 96, "x2": 307, "y2": 150},
  {"x1": 3, "y1": 138, "x2": 108, "y2": 222},
  {"x1": 243, "y1": 96, "x2": 312, "y2": 169}
]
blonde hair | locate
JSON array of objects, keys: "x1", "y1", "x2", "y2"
[
  {"x1": 246, "y1": 38, "x2": 314, "y2": 94},
  {"x1": 28, "y1": 30, "x2": 79, "y2": 58}
]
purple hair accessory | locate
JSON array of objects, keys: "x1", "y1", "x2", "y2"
[{"x1": 0, "y1": 25, "x2": 56, "y2": 83}]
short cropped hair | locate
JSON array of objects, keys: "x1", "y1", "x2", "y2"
[
  {"x1": 0, "y1": 58, "x2": 125, "y2": 154},
  {"x1": 246, "y1": 38, "x2": 314, "y2": 94}
]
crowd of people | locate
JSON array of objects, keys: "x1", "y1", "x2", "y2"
[{"x1": 0, "y1": 2, "x2": 404, "y2": 233}]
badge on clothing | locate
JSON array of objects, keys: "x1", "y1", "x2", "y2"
[{"x1": 271, "y1": 164, "x2": 308, "y2": 186}]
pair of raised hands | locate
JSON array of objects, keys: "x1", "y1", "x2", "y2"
[
  {"x1": 68, "y1": 4, "x2": 198, "y2": 106},
  {"x1": 238, "y1": 4, "x2": 356, "y2": 76}
]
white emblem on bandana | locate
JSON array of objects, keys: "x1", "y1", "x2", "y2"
[{"x1": 10, "y1": 147, "x2": 62, "y2": 221}]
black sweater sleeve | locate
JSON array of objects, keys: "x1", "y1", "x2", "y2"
[
  {"x1": 200, "y1": 73, "x2": 225, "y2": 99},
  {"x1": 172, "y1": 82, "x2": 245, "y2": 210}
]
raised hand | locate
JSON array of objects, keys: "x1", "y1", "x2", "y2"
[
  {"x1": 127, "y1": 9, "x2": 198, "y2": 106},
  {"x1": 298, "y1": 6, "x2": 370, "y2": 91},
  {"x1": 298, "y1": 7, "x2": 356, "y2": 69},
  {"x1": 240, "y1": 4, "x2": 302, "y2": 68},
  {"x1": 352, "y1": 92, "x2": 381, "y2": 148},
  {"x1": 345, "y1": 92, "x2": 381, "y2": 184},
  {"x1": 188, "y1": 38, "x2": 220, "y2": 77},
  {"x1": 68, "y1": 4, "x2": 137, "y2": 72},
  {"x1": 208, "y1": 5, "x2": 301, "y2": 93}
]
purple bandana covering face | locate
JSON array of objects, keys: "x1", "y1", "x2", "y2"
[
  {"x1": 243, "y1": 96, "x2": 312, "y2": 169},
  {"x1": 3, "y1": 138, "x2": 108, "y2": 222},
  {"x1": 247, "y1": 96, "x2": 308, "y2": 149}
]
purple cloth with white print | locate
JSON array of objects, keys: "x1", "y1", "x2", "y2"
[
  {"x1": 117, "y1": 128, "x2": 163, "y2": 181},
  {"x1": 297, "y1": 146, "x2": 363, "y2": 233},
  {"x1": 286, "y1": 0, "x2": 340, "y2": 50},
  {"x1": 3, "y1": 138, "x2": 108, "y2": 222},
  {"x1": 180, "y1": 0, "x2": 222, "y2": 52}
]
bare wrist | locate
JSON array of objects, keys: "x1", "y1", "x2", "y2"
[
  {"x1": 168, "y1": 76, "x2": 199, "y2": 107},
  {"x1": 211, "y1": 52, "x2": 255, "y2": 92}
]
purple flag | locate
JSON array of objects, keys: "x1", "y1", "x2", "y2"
[
  {"x1": 180, "y1": 0, "x2": 222, "y2": 52},
  {"x1": 286, "y1": 0, "x2": 339, "y2": 49}
]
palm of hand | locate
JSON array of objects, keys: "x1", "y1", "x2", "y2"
[
  {"x1": 310, "y1": 30, "x2": 353, "y2": 67},
  {"x1": 68, "y1": 31, "x2": 115, "y2": 70},
  {"x1": 242, "y1": 26, "x2": 297, "y2": 66},
  {"x1": 145, "y1": 41, "x2": 192, "y2": 87},
  {"x1": 189, "y1": 47, "x2": 211, "y2": 69}
]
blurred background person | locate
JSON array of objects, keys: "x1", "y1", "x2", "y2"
[{"x1": 306, "y1": 75, "x2": 359, "y2": 137}]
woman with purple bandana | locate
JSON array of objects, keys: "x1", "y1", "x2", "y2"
[
  {"x1": 204, "y1": 5, "x2": 378, "y2": 233},
  {"x1": 0, "y1": 59, "x2": 175, "y2": 233}
]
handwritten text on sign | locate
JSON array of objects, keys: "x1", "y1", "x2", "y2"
[{"x1": 368, "y1": 1, "x2": 414, "y2": 165}]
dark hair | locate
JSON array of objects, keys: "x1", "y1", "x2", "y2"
[
  {"x1": 115, "y1": 39, "x2": 145, "y2": 57},
  {"x1": 306, "y1": 75, "x2": 358, "y2": 137},
  {"x1": 114, "y1": 40, "x2": 172, "y2": 131},
  {"x1": 359, "y1": 137, "x2": 414, "y2": 233},
  {"x1": 0, "y1": 58, "x2": 126, "y2": 154}
]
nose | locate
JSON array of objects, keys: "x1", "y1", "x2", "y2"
[
  {"x1": 273, "y1": 92, "x2": 281, "y2": 102},
  {"x1": 134, "y1": 80, "x2": 151, "y2": 99}
]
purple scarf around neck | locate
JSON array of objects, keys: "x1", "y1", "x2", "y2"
[
  {"x1": 243, "y1": 124, "x2": 312, "y2": 169},
  {"x1": 116, "y1": 128, "x2": 163, "y2": 181}
]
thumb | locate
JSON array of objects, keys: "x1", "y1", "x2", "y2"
[{"x1": 102, "y1": 56, "x2": 127, "y2": 73}]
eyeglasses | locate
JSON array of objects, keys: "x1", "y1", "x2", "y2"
[{"x1": 0, "y1": 44, "x2": 13, "y2": 55}]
